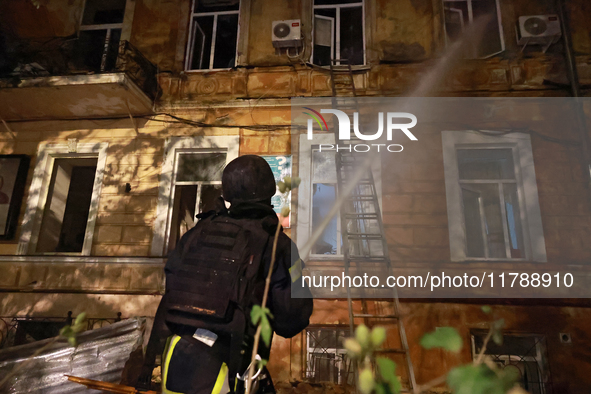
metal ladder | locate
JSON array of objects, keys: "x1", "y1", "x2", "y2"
[{"x1": 329, "y1": 59, "x2": 417, "y2": 392}]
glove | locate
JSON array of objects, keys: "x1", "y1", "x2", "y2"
[{"x1": 135, "y1": 365, "x2": 153, "y2": 392}]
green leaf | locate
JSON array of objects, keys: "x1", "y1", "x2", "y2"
[
  {"x1": 260, "y1": 314, "x2": 272, "y2": 347},
  {"x1": 374, "y1": 383, "x2": 387, "y2": 394},
  {"x1": 481, "y1": 306, "x2": 492, "y2": 314},
  {"x1": 359, "y1": 368, "x2": 375, "y2": 394},
  {"x1": 377, "y1": 357, "x2": 401, "y2": 394},
  {"x1": 257, "y1": 358, "x2": 268, "y2": 369},
  {"x1": 291, "y1": 177, "x2": 301, "y2": 189},
  {"x1": 68, "y1": 336, "x2": 77, "y2": 347},
  {"x1": 448, "y1": 363, "x2": 516, "y2": 394},
  {"x1": 60, "y1": 326, "x2": 73, "y2": 338},
  {"x1": 251, "y1": 305, "x2": 264, "y2": 325},
  {"x1": 371, "y1": 327, "x2": 386, "y2": 348},
  {"x1": 420, "y1": 327, "x2": 463, "y2": 353},
  {"x1": 355, "y1": 324, "x2": 370, "y2": 348},
  {"x1": 376, "y1": 357, "x2": 402, "y2": 394},
  {"x1": 447, "y1": 364, "x2": 497, "y2": 394},
  {"x1": 277, "y1": 181, "x2": 287, "y2": 193}
]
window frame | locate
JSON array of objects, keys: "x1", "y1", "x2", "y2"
[
  {"x1": 151, "y1": 135, "x2": 239, "y2": 256},
  {"x1": 78, "y1": 0, "x2": 135, "y2": 71},
  {"x1": 441, "y1": 0, "x2": 505, "y2": 58},
  {"x1": 17, "y1": 142, "x2": 108, "y2": 256},
  {"x1": 442, "y1": 130, "x2": 546, "y2": 262},
  {"x1": 311, "y1": 0, "x2": 366, "y2": 67},
  {"x1": 184, "y1": 0, "x2": 241, "y2": 71},
  {"x1": 297, "y1": 134, "x2": 381, "y2": 261}
]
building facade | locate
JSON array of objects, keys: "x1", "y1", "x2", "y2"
[{"x1": 1, "y1": 0, "x2": 591, "y2": 392}]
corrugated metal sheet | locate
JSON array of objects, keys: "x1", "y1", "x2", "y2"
[{"x1": 0, "y1": 317, "x2": 145, "y2": 393}]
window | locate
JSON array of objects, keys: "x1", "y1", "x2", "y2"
[
  {"x1": 297, "y1": 134, "x2": 382, "y2": 260},
  {"x1": 312, "y1": 0, "x2": 365, "y2": 66},
  {"x1": 151, "y1": 136, "x2": 239, "y2": 256},
  {"x1": 442, "y1": 0, "x2": 504, "y2": 58},
  {"x1": 78, "y1": 0, "x2": 128, "y2": 71},
  {"x1": 306, "y1": 327, "x2": 354, "y2": 384},
  {"x1": 442, "y1": 131, "x2": 546, "y2": 262},
  {"x1": 18, "y1": 143, "x2": 108, "y2": 255},
  {"x1": 471, "y1": 332, "x2": 549, "y2": 394},
  {"x1": 185, "y1": 0, "x2": 240, "y2": 70}
]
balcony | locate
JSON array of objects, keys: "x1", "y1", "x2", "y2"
[{"x1": 0, "y1": 38, "x2": 160, "y2": 121}]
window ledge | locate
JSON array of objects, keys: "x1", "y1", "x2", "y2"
[{"x1": 0, "y1": 255, "x2": 166, "y2": 265}]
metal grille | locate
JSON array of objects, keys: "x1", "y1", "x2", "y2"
[
  {"x1": 306, "y1": 327, "x2": 354, "y2": 384},
  {"x1": 471, "y1": 332, "x2": 553, "y2": 394}
]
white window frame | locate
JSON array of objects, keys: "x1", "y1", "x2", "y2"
[
  {"x1": 442, "y1": 130, "x2": 546, "y2": 262},
  {"x1": 442, "y1": 0, "x2": 505, "y2": 58},
  {"x1": 184, "y1": 0, "x2": 241, "y2": 71},
  {"x1": 306, "y1": 327, "x2": 352, "y2": 384},
  {"x1": 311, "y1": 0, "x2": 366, "y2": 66},
  {"x1": 151, "y1": 135, "x2": 239, "y2": 256},
  {"x1": 297, "y1": 134, "x2": 381, "y2": 260},
  {"x1": 78, "y1": 0, "x2": 135, "y2": 71},
  {"x1": 17, "y1": 142, "x2": 108, "y2": 256}
]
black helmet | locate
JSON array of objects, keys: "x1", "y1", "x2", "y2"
[{"x1": 222, "y1": 155, "x2": 276, "y2": 203}]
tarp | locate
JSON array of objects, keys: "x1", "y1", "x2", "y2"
[{"x1": 0, "y1": 317, "x2": 145, "y2": 393}]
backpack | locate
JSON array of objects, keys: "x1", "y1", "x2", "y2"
[{"x1": 162, "y1": 211, "x2": 272, "y2": 391}]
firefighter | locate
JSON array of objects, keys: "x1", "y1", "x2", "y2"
[{"x1": 136, "y1": 155, "x2": 313, "y2": 394}]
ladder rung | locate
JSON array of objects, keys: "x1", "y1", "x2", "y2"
[
  {"x1": 347, "y1": 233, "x2": 384, "y2": 238},
  {"x1": 353, "y1": 314, "x2": 400, "y2": 319},
  {"x1": 345, "y1": 214, "x2": 378, "y2": 219},
  {"x1": 375, "y1": 348, "x2": 408, "y2": 355}
]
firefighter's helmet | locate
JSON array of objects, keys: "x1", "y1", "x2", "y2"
[{"x1": 222, "y1": 155, "x2": 276, "y2": 203}]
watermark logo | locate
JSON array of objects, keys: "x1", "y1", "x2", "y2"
[{"x1": 304, "y1": 108, "x2": 418, "y2": 152}]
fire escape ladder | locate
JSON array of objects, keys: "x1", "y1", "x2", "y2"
[{"x1": 329, "y1": 59, "x2": 416, "y2": 392}]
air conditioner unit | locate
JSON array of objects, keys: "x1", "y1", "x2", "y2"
[
  {"x1": 272, "y1": 19, "x2": 302, "y2": 48},
  {"x1": 516, "y1": 15, "x2": 561, "y2": 46}
]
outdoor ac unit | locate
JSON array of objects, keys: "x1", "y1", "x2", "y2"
[
  {"x1": 272, "y1": 19, "x2": 302, "y2": 48},
  {"x1": 516, "y1": 15, "x2": 561, "y2": 46}
]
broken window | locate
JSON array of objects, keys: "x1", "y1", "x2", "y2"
[
  {"x1": 36, "y1": 158, "x2": 98, "y2": 253},
  {"x1": 18, "y1": 143, "x2": 107, "y2": 256},
  {"x1": 457, "y1": 148, "x2": 525, "y2": 259},
  {"x1": 77, "y1": 0, "x2": 127, "y2": 71},
  {"x1": 151, "y1": 136, "x2": 239, "y2": 256},
  {"x1": 442, "y1": 0, "x2": 504, "y2": 58},
  {"x1": 442, "y1": 131, "x2": 546, "y2": 262},
  {"x1": 167, "y1": 151, "x2": 226, "y2": 252},
  {"x1": 186, "y1": 0, "x2": 240, "y2": 70},
  {"x1": 471, "y1": 332, "x2": 549, "y2": 393},
  {"x1": 306, "y1": 328, "x2": 354, "y2": 384},
  {"x1": 311, "y1": 149, "x2": 341, "y2": 256},
  {"x1": 313, "y1": 0, "x2": 364, "y2": 66}
]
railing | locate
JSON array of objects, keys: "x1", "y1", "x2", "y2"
[
  {"x1": 0, "y1": 312, "x2": 123, "y2": 349},
  {"x1": 1, "y1": 36, "x2": 160, "y2": 100}
]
